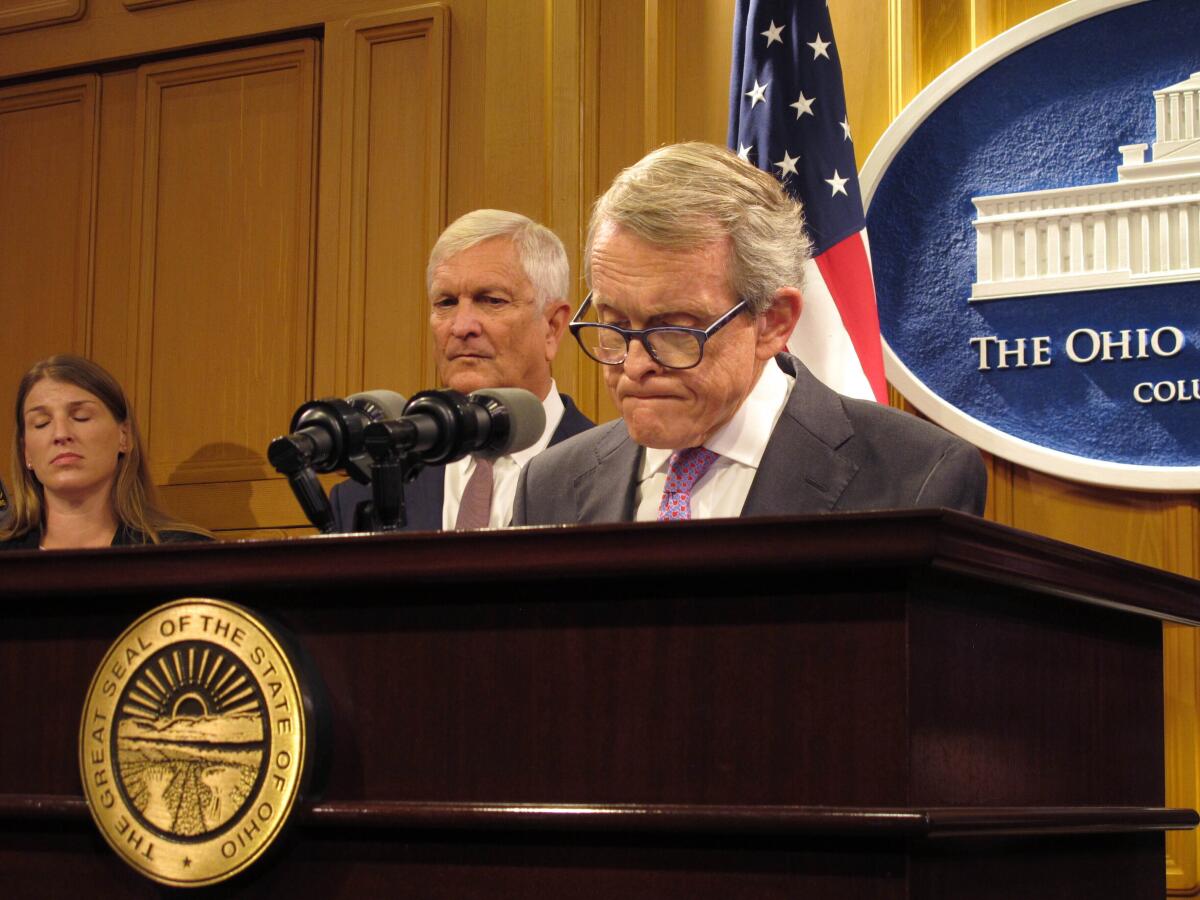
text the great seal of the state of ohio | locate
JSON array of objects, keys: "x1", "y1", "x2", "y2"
[{"x1": 79, "y1": 598, "x2": 306, "y2": 887}]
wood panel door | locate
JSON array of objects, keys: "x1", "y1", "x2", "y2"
[
  {"x1": 127, "y1": 40, "x2": 319, "y2": 536},
  {"x1": 0, "y1": 75, "x2": 98, "y2": 472}
]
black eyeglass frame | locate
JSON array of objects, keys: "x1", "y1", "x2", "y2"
[{"x1": 569, "y1": 294, "x2": 750, "y2": 370}]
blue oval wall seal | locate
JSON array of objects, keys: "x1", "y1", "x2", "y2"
[{"x1": 862, "y1": 0, "x2": 1200, "y2": 490}]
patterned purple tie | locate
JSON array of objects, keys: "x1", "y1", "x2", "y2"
[{"x1": 658, "y1": 447, "x2": 719, "y2": 521}]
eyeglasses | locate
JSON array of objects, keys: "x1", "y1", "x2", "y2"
[{"x1": 569, "y1": 294, "x2": 749, "y2": 370}]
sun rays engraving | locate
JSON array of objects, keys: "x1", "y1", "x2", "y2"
[{"x1": 114, "y1": 641, "x2": 267, "y2": 839}]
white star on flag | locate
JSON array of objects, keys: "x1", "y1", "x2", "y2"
[
  {"x1": 825, "y1": 169, "x2": 849, "y2": 196},
  {"x1": 745, "y1": 79, "x2": 769, "y2": 107},
  {"x1": 840, "y1": 117, "x2": 852, "y2": 140},
  {"x1": 736, "y1": 142, "x2": 753, "y2": 162},
  {"x1": 774, "y1": 151, "x2": 800, "y2": 178},
  {"x1": 761, "y1": 20, "x2": 785, "y2": 46},
  {"x1": 807, "y1": 34, "x2": 831, "y2": 60},
  {"x1": 790, "y1": 92, "x2": 815, "y2": 119}
]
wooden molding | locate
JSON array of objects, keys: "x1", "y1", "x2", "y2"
[
  {"x1": 322, "y1": 4, "x2": 448, "y2": 396},
  {"x1": 123, "y1": 0, "x2": 191, "y2": 9},
  {"x1": 0, "y1": 0, "x2": 84, "y2": 36}
]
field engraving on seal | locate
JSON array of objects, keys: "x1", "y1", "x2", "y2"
[{"x1": 80, "y1": 599, "x2": 307, "y2": 887}]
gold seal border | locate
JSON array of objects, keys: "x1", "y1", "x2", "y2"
[{"x1": 78, "y1": 598, "x2": 307, "y2": 887}]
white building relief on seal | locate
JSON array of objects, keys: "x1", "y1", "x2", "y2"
[{"x1": 971, "y1": 72, "x2": 1200, "y2": 301}]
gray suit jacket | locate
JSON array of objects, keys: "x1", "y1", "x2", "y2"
[{"x1": 512, "y1": 355, "x2": 986, "y2": 525}]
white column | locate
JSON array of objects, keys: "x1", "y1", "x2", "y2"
[
  {"x1": 1001, "y1": 223, "x2": 1017, "y2": 281},
  {"x1": 1140, "y1": 211, "x2": 1152, "y2": 273},
  {"x1": 1117, "y1": 211, "x2": 1131, "y2": 271},
  {"x1": 977, "y1": 224, "x2": 994, "y2": 283},
  {"x1": 1159, "y1": 207, "x2": 1173, "y2": 272},
  {"x1": 1170, "y1": 92, "x2": 1181, "y2": 141},
  {"x1": 1156, "y1": 93, "x2": 1167, "y2": 142},
  {"x1": 1046, "y1": 220, "x2": 1062, "y2": 275},
  {"x1": 1069, "y1": 215, "x2": 1085, "y2": 273},
  {"x1": 1186, "y1": 91, "x2": 1197, "y2": 139},
  {"x1": 1023, "y1": 223, "x2": 1039, "y2": 277},
  {"x1": 1092, "y1": 215, "x2": 1108, "y2": 272},
  {"x1": 1180, "y1": 206, "x2": 1191, "y2": 270}
]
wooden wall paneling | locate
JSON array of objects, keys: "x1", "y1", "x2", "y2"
[
  {"x1": 89, "y1": 68, "x2": 137, "y2": 390},
  {"x1": 913, "y1": 0, "x2": 972, "y2": 86},
  {"x1": 1009, "y1": 470, "x2": 1180, "y2": 570},
  {"x1": 158, "y1": 476, "x2": 321, "y2": 534},
  {"x1": 0, "y1": 74, "x2": 99, "y2": 467},
  {"x1": 0, "y1": 0, "x2": 84, "y2": 36},
  {"x1": 829, "y1": 0, "x2": 900, "y2": 172},
  {"x1": 321, "y1": 4, "x2": 447, "y2": 401},
  {"x1": 1167, "y1": 621, "x2": 1200, "y2": 895},
  {"x1": 128, "y1": 40, "x2": 319, "y2": 496},
  {"x1": 546, "y1": 0, "x2": 587, "y2": 406},
  {"x1": 480, "y1": 0, "x2": 545, "y2": 216},
  {"x1": 642, "y1": 0, "x2": 675, "y2": 150},
  {"x1": 672, "y1": 0, "x2": 731, "y2": 147},
  {"x1": 572, "y1": 0, "x2": 607, "y2": 421}
]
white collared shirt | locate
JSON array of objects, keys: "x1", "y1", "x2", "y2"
[
  {"x1": 633, "y1": 362, "x2": 794, "y2": 521},
  {"x1": 442, "y1": 382, "x2": 566, "y2": 529}
]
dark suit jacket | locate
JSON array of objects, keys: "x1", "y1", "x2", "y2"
[
  {"x1": 0, "y1": 526, "x2": 212, "y2": 551},
  {"x1": 512, "y1": 355, "x2": 987, "y2": 526},
  {"x1": 329, "y1": 393, "x2": 594, "y2": 533}
]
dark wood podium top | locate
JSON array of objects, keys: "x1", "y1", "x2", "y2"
[{"x1": 2, "y1": 509, "x2": 1198, "y2": 624}]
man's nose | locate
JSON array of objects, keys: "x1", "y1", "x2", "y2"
[
  {"x1": 621, "y1": 336, "x2": 663, "y2": 379},
  {"x1": 449, "y1": 299, "x2": 483, "y2": 337}
]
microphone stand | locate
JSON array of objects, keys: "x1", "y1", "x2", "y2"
[
  {"x1": 266, "y1": 436, "x2": 336, "y2": 533},
  {"x1": 362, "y1": 423, "x2": 415, "y2": 532}
]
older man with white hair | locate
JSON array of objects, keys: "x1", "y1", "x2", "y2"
[
  {"x1": 330, "y1": 209, "x2": 593, "y2": 532},
  {"x1": 513, "y1": 143, "x2": 985, "y2": 525}
]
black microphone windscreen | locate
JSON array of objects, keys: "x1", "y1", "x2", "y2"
[
  {"x1": 469, "y1": 388, "x2": 546, "y2": 457},
  {"x1": 347, "y1": 389, "x2": 408, "y2": 422}
]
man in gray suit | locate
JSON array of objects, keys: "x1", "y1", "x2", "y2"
[{"x1": 513, "y1": 143, "x2": 985, "y2": 526}]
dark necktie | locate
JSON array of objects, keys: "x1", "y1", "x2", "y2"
[{"x1": 455, "y1": 457, "x2": 494, "y2": 529}]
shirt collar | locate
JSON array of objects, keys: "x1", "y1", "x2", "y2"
[
  {"x1": 638, "y1": 361, "x2": 793, "y2": 482},
  {"x1": 506, "y1": 380, "x2": 564, "y2": 468}
]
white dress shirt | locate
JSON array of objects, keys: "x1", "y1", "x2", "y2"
[
  {"x1": 633, "y1": 362, "x2": 794, "y2": 521},
  {"x1": 442, "y1": 383, "x2": 566, "y2": 529}
]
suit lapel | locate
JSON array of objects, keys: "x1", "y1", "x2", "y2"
[
  {"x1": 573, "y1": 422, "x2": 642, "y2": 523},
  {"x1": 741, "y1": 357, "x2": 860, "y2": 516}
]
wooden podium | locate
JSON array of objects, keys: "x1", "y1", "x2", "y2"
[{"x1": 2, "y1": 510, "x2": 1197, "y2": 898}]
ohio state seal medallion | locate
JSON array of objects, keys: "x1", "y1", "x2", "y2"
[{"x1": 79, "y1": 598, "x2": 308, "y2": 886}]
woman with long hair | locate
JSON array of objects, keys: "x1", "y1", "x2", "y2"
[{"x1": 0, "y1": 355, "x2": 211, "y2": 550}]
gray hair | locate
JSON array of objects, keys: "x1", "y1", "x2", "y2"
[
  {"x1": 427, "y1": 209, "x2": 570, "y2": 310},
  {"x1": 585, "y1": 142, "x2": 811, "y2": 316}
]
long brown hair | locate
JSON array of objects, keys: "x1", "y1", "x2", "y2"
[{"x1": 1, "y1": 355, "x2": 208, "y2": 544}]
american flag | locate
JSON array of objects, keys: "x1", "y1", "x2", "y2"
[{"x1": 728, "y1": 0, "x2": 886, "y2": 402}]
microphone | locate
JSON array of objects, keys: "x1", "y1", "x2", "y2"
[
  {"x1": 268, "y1": 389, "x2": 407, "y2": 533},
  {"x1": 268, "y1": 390, "x2": 408, "y2": 483},
  {"x1": 363, "y1": 387, "x2": 546, "y2": 467}
]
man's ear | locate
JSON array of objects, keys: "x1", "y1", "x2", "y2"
[
  {"x1": 754, "y1": 287, "x2": 802, "y2": 361},
  {"x1": 543, "y1": 300, "x2": 572, "y2": 361}
]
